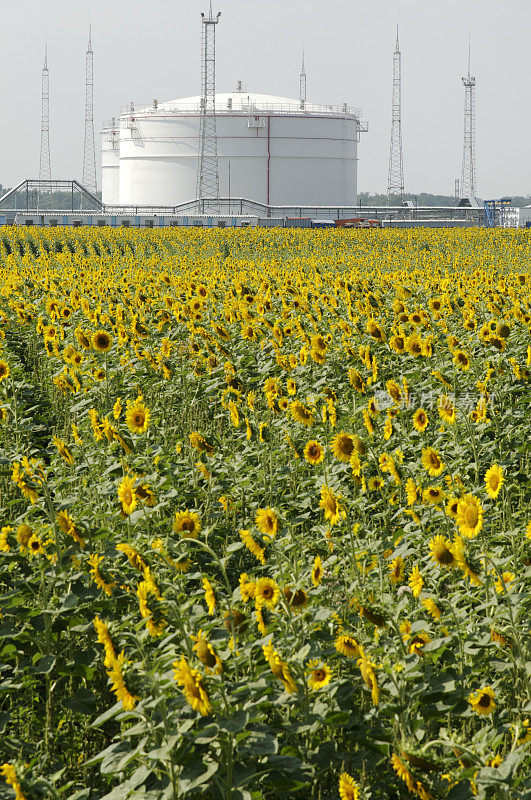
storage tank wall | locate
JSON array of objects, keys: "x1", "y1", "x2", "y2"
[
  {"x1": 101, "y1": 127, "x2": 120, "y2": 205},
  {"x1": 114, "y1": 104, "x2": 360, "y2": 207}
]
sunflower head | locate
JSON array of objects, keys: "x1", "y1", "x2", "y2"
[
  {"x1": 173, "y1": 510, "x2": 201, "y2": 539},
  {"x1": 468, "y1": 686, "x2": 496, "y2": 715},
  {"x1": 92, "y1": 330, "x2": 113, "y2": 353},
  {"x1": 304, "y1": 440, "x2": 325, "y2": 465}
]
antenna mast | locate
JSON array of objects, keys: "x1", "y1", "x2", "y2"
[
  {"x1": 387, "y1": 26, "x2": 404, "y2": 203},
  {"x1": 83, "y1": 24, "x2": 97, "y2": 192},
  {"x1": 39, "y1": 43, "x2": 51, "y2": 180},
  {"x1": 299, "y1": 47, "x2": 307, "y2": 108},
  {"x1": 196, "y1": 5, "x2": 221, "y2": 208},
  {"x1": 461, "y1": 38, "x2": 477, "y2": 198}
]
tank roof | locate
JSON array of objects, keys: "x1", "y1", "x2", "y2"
[{"x1": 127, "y1": 91, "x2": 361, "y2": 118}]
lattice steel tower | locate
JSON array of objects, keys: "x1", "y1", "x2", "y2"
[
  {"x1": 461, "y1": 41, "x2": 477, "y2": 199},
  {"x1": 299, "y1": 47, "x2": 307, "y2": 109},
  {"x1": 83, "y1": 25, "x2": 97, "y2": 192},
  {"x1": 387, "y1": 26, "x2": 404, "y2": 204},
  {"x1": 39, "y1": 43, "x2": 51, "y2": 180},
  {"x1": 196, "y1": 5, "x2": 221, "y2": 206}
]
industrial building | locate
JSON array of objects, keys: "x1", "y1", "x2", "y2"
[
  {"x1": 102, "y1": 89, "x2": 367, "y2": 208},
  {"x1": 0, "y1": 9, "x2": 527, "y2": 228}
]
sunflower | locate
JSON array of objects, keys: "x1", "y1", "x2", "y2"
[
  {"x1": 438, "y1": 394, "x2": 456, "y2": 425},
  {"x1": 468, "y1": 686, "x2": 496, "y2": 715},
  {"x1": 202, "y1": 577, "x2": 216, "y2": 614},
  {"x1": 53, "y1": 435, "x2": 74, "y2": 467},
  {"x1": 92, "y1": 330, "x2": 113, "y2": 353},
  {"x1": 386, "y1": 380, "x2": 401, "y2": 403},
  {"x1": 308, "y1": 661, "x2": 332, "y2": 691},
  {"x1": 173, "y1": 655, "x2": 211, "y2": 715},
  {"x1": 263, "y1": 642, "x2": 297, "y2": 694},
  {"x1": 255, "y1": 577, "x2": 279, "y2": 608},
  {"x1": 136, "y1": 483, "x2": 156, "y2": 506},
  {"x1": 349, "y1": 368, "x2": 365, "y2": 392},
  {"x1": 489, "y1": 336, "x2": 505, "y2": 351},
  {"x1": 390, "y1": 334, "x2": 406, "y2": 353},
  {"x1": 283, "y1": 586, "x2": 308, "y2": 609},
  {"x1": 191, "y1": 630, "x2": 223, "y2": 673},
  {"x1": 334, "y1": 634, "x2": 361, "y2": 659},
  {"x1": 413, "y1": 408, "x2": 429, "y2": 432},
  {"x1": 485, "y1": 463, "x2": 503, "y2": 499},
  {"x1": 422, "y1": 486, "x2": 445, "y2": 505},
  {"x1": 496, "y1": 321, "x2": 511, "y2": 339},
  {"x1": 406, "y1": 334, "x2": 423, "y2": 357},
  {"x1": 358, "y1": 652, "x2": 380, "y2": 705},
  {"x1": 390, "y1": 754, "x2": 416, "y2": 793},
  {"x1": 456, "y1": 494, "x2": 483, "y2": 538},
  {"x1": 304, "y1": 440, "x2": 325, "y2": 465},
  {"x1": 224, "y1": 609, "x2": 248, "y2": 632},
  {"x1": 0, "y1": 526, "x2": 13, "y2": 553},
  {"x1": 118, "y1": 475, "x2": 137, "y2": 516},
  {"x1": 421, "y1": 447, "x2": 444, "y2": 476},
  {"x1": 238, "y1": 572, "x2": 256, "y2": 603},
  {"x1": 408, "y1": 632, "x2": 431, "y2": 655},
  {"x1": 409, "y1": 565, "x2": 423, "y2": 597},
  {"x1": 290, "y1": 400, "x2": 314, "y2": 427},
  {"x1": 429, "y1": 535, "x2": 458, "y2": 568},
  {"x1": 405, "y1": 478, "x2": 418, "y2": 505},
  {"x1": 171, "y1": 510, "x2": 201, "y2": 540},
  {"x1": 0, "y1": 361, "x2": 10, "y2": 382},
  {"x1": 494, "y1": 571, "x2": 515, "y2": 594},
  {"x1": 389, "y1": 555, "x2": 405, "y2": 584},
  {"x1": 453, "y1": 350, "x2": 470, "y2": 370},
  {"x1": 255, "y1": 507, "x2": 278, "y2": 539},
  {"x1": 331, "y1": 431, "x2": 355, "y2": 462},
  {"x1": 27, "y1": 533, "x2": 44, "y2": 556},
  {"x1": 108, "y1": 651, "x2": 138, "y2": 711},
  {"x1": 126, "y1": 399, "x2": 150, "y2": 434},
  {"x1": 311, "y1": 554, "x2": 323, "y2": 587},
  {"x1": 94, "y1": 616, "x2": 116, "y2": 668},
  {"x1": 188, "y1": 431, "x2": 212, "y2": 454},
  {"x1": 446, "y1": 496, "x2": 459, "y2": 519},
  {"x1": 422, "y1": 598, "x2": 441, "y2": 620},
  {"x1": 319, "y1": 485, "x2": 346, "y2": 526},
  {"x1": 116, "y1": 542, "x2": 146, "y2": 571},
  {"x1": 88, "y1": 553, "x2": 115, "y2": 595},
  {"x1": 240, "y1": 529, "x2": 265, "y2": 564}
]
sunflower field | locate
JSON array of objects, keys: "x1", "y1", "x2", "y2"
[{"x1": 0, "y1": 226, "x2": 529, "y2": 800}]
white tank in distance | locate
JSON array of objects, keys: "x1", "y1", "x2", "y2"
[{"x1": 102, "y1": 86, "x2": 366, "y2": 207}]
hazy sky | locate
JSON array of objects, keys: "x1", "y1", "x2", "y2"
[{"x1": 1, "y1": 0, "x2": 530, "y2": 198}]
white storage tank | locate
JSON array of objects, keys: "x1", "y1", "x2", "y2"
[
  {"x1": 102, "y1": 87, "x2": 366, "y2": 207},
  {"x1": 101, "y1": 119, "x2": 120, "y2": 205}
]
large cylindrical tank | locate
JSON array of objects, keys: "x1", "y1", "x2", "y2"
[
  {"x1": 101, "y1": 119, "x2": 120, "y2": 205},
  {"x1": 106, "y1": 90, "x2": 364, "y2": 208}
]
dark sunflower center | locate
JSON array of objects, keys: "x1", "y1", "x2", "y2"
[
  {"x1": 478, "y1": 693, "x2": 491, "y2": 707},
  {"x1": 309, "y1": 445, "x2": 319, "y2": 457},
  {"x1": 339, "y1": 437, "x2": 354, "y2": 456},
  {"x1": 292, "y1": 590, "x2": 306, "y2": 606},
  {"x1": 438, "y1": 548, "x2": 454, "y2": 565},
  {"x1": 262, "y1": 587, "x2": 272, "y2": 598},
  {"x1": 314, "y1": 669, "x2": 325, "y2": 681}
]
